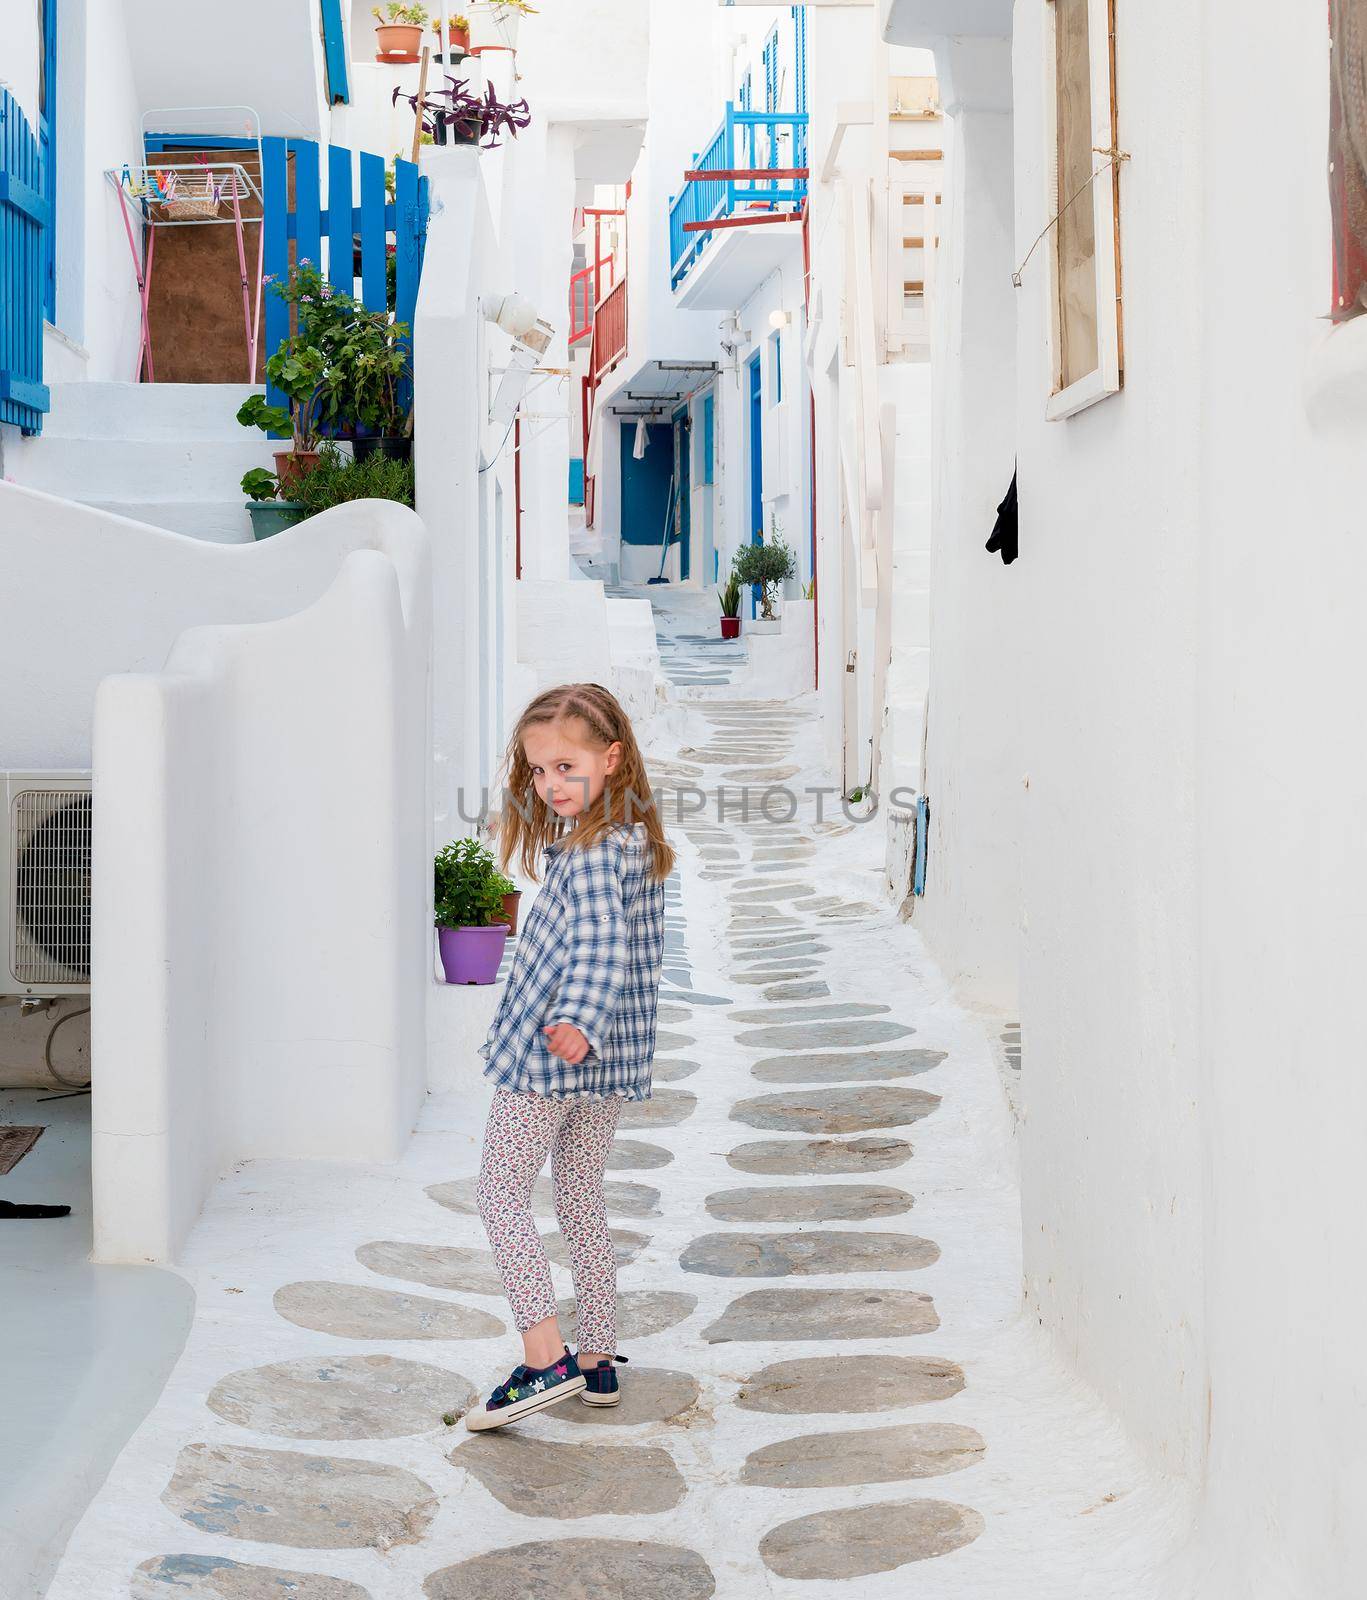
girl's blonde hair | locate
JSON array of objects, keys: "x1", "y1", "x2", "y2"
[{"x1": 492, "y1": 682, "x2": 676, "y2": 884}]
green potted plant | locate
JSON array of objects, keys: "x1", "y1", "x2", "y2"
[
  {"x1": 241, "y1": 466, "x2": 308, "y2": 540},
  {"x1": 373, "y1": 2, "x2": 430, "y2": 61},
  {"x1": 468, "y1": 0, "x2": 537, "y2": 52},
  {"x1": 292, "y1": 442, "x2": 416, "y2": 515},
  {"x1": 717, "y1": 568, "x2": 742, "y2": 639},
  {"x1": 490, "y1": 870, "x2": 521, "y2": 934},
  {"x1": 434, "y1": 838, "x2": 512, "y2": 984},
  {"x1": 732, "y1": 535, "x2": 797, "y2": 632},
  {"x1": 432, "y1": 12, "x2": 470, "y2": 57}
]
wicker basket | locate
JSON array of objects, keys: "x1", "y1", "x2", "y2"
[{"x1": 161, "y1": 176, "x2": 220, "y2": 220}]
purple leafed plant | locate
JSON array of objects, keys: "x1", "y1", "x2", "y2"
[{"x1": 392, "y1": 75, "x2": 532, "y2": 150}]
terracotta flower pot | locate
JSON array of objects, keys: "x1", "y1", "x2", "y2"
[
  {"x1": 273, "y1": 450, "x2": 320, "y2": 496},
  {"x1": 492, "y1": 890, "x2": 523, "y2": 935},
  {"x1": 375, "y1": 22, "x2": 423, "y2": 59}
]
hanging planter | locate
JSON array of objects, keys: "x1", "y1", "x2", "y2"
[
  {"x1": 468, "y1": 0, "x2": 537, "y2": 53},
  {"x1": 373, "y1": 3, "x2": 430, "y2": 62}
]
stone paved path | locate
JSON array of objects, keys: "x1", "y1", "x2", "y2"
[{"x1": 46, "y1": 692, "x2": 1176, "y2": 1599}]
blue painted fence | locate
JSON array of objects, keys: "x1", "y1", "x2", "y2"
[
  {"x1": 0, "y1": 90, "x2": 52, "y2": 435},
  {"x1": 668, "y1": 105, "x2": 809, "y2": 290},
  {"x1": 260, "y1": 137, "x2": 429, "y2": 424}
]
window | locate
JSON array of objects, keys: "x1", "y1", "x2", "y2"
[
  {"x1": 1043, "y1": 0, "x2": 1122, "y2": 419},
  {"x1": 770, "y1": 331, "x2": 783, "y2": 405},
  {"x1": 1331, "y1": 0, "x2": 1367, "y2": 319}
]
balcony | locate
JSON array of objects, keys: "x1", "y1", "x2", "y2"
[{"x1": 668, "y1": 104, "x2": 809, "y2": 309}]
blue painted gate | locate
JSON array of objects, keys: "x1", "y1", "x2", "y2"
[
  {"x1": 259, "y1": 138, "x2": 428, "y2": 421},
  {"x1": 0, "y1": 90, "x2": 51, "y2": 435}
]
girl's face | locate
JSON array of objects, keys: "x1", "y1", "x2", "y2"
[{"x1": 522, "y1": 718, "x2": 623, "y2": 822}]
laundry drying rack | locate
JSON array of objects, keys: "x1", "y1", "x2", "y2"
[{"x1": 105, "y1": 106, "x2": 265, "y2": 384}]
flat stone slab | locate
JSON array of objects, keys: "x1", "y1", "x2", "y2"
[
  {"x1": 736, "y1": 1354, "x2": 966, "y2": 1415},
  {"x1": 163, "y1": 1443, "x2": 437, "y2": 1551},
  {"x1": 652, "y1": 1030, "x2": 696, "y2": 1053},
  {"x1": 751, "y1": 1049, "x2": 947, "y2": 1085},
  {"x1": 656, "y1": 1003, "x2": 693, "y2": 1024},
  {"x1": 764, "y1": 981, "x2": 829, "y2": 1000},
  {"x1": 728, "y1": 884, "x2": 818, "y2": 903},
  {"x1": 705, "y1": 1184, "x2": 913, "y2": 1224},
  {"x1": 758, "y1": 1500, "x2": 984, "y2": 1580},
  {"x1": 542, "y1": 1227, "x2": 649, "y2": 1267},
  {"x1": 742, "y1": 1422, "x2": 986, "y2": 1488},
  {"x1": 728, "y1": 1002, "x2": 890, "y2": 1024},
  {"x1": 132, "y1": 1556, "x2": 370, "y2": 1600},
  {"x1": 721, "y1": 765, "x2": 800, "y2": 782},
  {"x1": 619, "y1": 1088, "x2": 697, "y2": 1128},
  {"x1": 727, "y1": 1135, "x2": 913, "y2": 1175},
  {"x1": 558, "y1": 1367, "x2": 700, "y2": 1427},
  {"x1": 732, "y1": 1086, "x2": 940, "y2": 1135},
  {"x1": 658, "y1": 988, "x2": 731, "y2": 1005},
  {"x1": 735, "y1": 1019, "x2": 914, "y2": 1050},
  {"x1": 651, "y1": 1058, "x2": 699, "y2": 1083},
  {"x1": 609, "y1": 1139, "x2": 674, "y2": 1171},
  {"x1": 455, "y1": 1435, "x2": 686, "y2": 1518},
  {"x1": 206, "y1": 1354, "x2": 470, "y2": 1441},
  {"x1": 423, "y1": 1538, "x2": 716, "y2": 1599},
  {"x1": 356, "y1": 1241, "x2": 504, "y2": 1296},
  {"x1": 426, "y1": 1176, "x2": 661, "y2": 1220},
  {"x1": 272, "y1": 1281, "x2": 504, "y2": 1341},
  {"x1": 702, "y1": 1288, "x2": 938, "y2": 1343},
  {"x1": 735, "y1": 945, "x2": 830, "y2": 963},
  {"x1": 559, "y1": 1290, "x2": 697, "y2": 1340},
  {"x1": 732, "y1": 969, "x2": 817, "y2": 986},
  {"x1": 680, "y1": 1230, "x2": 939, "y2": 1277}
]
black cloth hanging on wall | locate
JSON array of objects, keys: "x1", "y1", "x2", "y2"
[{"x1": 986, "y1": 470, "x2": 1018, "y2": 565}]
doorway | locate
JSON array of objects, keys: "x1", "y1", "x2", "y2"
[{"x1": 672, "y1": 403, "x2": 692, "y2": 582}]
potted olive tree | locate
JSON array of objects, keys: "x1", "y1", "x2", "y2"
[
  {"x1": 373, "y1": 2, "x2": 430, "y2": 61},
  {"x1": 733, "y1": 535, "x2": 797, "y2": 634},
  {"x1": 435, "y1": 838, "x2": 513, "y2": 984}
]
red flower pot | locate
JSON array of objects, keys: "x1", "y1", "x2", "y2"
[{"x1": 721, "y1": 616, "x2": 740, "y2": 639}]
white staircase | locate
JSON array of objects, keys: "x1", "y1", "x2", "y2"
[{"x1": 7, "y1": 384, "x2": 276, "y2": 544}]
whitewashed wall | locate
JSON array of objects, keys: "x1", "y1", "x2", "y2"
[
  {"x1": 91, "y1": 501, "x2": 431, "y2": 1264},
  {"x1": 903, "y1": 0, "x2": 1367, "y2": 1590},
  {"x1": 913, "y1": 37, "x2": 1022, "y2": 1009}
]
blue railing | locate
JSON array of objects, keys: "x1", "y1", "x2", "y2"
[{"x1": 668, "y1": 103, "x2": 809, "y2": 290}]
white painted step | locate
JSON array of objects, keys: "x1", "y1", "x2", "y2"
[
  {"x1": 17, "y1": 438, "x2": 279, "y2": 503},
  {"x1": 42, "y1": 383, "x2": 261, "y2": 442}
]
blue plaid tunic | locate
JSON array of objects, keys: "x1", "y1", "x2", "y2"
[{"x1": 478, "y1": 821, "x2": 667, "y2": 1101}]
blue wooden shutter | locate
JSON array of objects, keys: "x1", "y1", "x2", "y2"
[
  {"x1": 792, "y1": 6, "x2": 808, "y2": 168},
  {"x1": 38, "y1": 0, "x2": 56, "y2": 322},
  {"x1": 0, "y1": 89, "x2": 52, "y2": 434},
  {"x1": 320, "y1": 0, "x2": 351, "y2": 105}
]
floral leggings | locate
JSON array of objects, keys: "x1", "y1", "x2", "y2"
[{"x1": 475, "y1": 1088, "x2": 624, "y2": 1355}]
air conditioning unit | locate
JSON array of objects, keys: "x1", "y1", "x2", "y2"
[{"x1": 3, "y1": 772, "x2": 92, "y2": 999}]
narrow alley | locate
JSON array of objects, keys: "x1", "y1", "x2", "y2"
[{"x1": 42, "y1": 620, "x2": 1173, "y2": 1600}]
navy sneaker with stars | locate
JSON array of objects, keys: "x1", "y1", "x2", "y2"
[
  {"x1": 464, "y1": 1347, "x2": 586, "y2": 1432},
  {"x1": 579, "y1": 1352, "x2": 629, "y2": 1408}
]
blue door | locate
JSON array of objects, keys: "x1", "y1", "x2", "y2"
[
  {"x1": 673, "y1": 403, "x2": 691, "y2": 581},
  {"x1": 620, "y1": 422, "x2": 675, "y2": 563},
  {"x1": 747, "y1": 352, "x2": 764, "y2": 618}
]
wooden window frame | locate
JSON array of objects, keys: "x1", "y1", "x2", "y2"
[{"x1": 1042, "y1": 0, "x2": 1123, "y2": 421}]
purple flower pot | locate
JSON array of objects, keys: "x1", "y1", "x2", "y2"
[{"x1": 438, "y1": 923, "x2": 509, "y2": 985}]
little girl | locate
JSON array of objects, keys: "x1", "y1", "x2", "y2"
[{"x1": 464, "y1": 682, "x2": 675, "y2": 1432}]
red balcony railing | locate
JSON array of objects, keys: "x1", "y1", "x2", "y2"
[{"x1": 592, "y1": 277, "x2": 628, "y2": 380}]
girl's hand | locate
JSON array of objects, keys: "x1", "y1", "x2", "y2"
[{"x1": 543, "y1": 1022, "x2": 590, "y2": 1064}]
